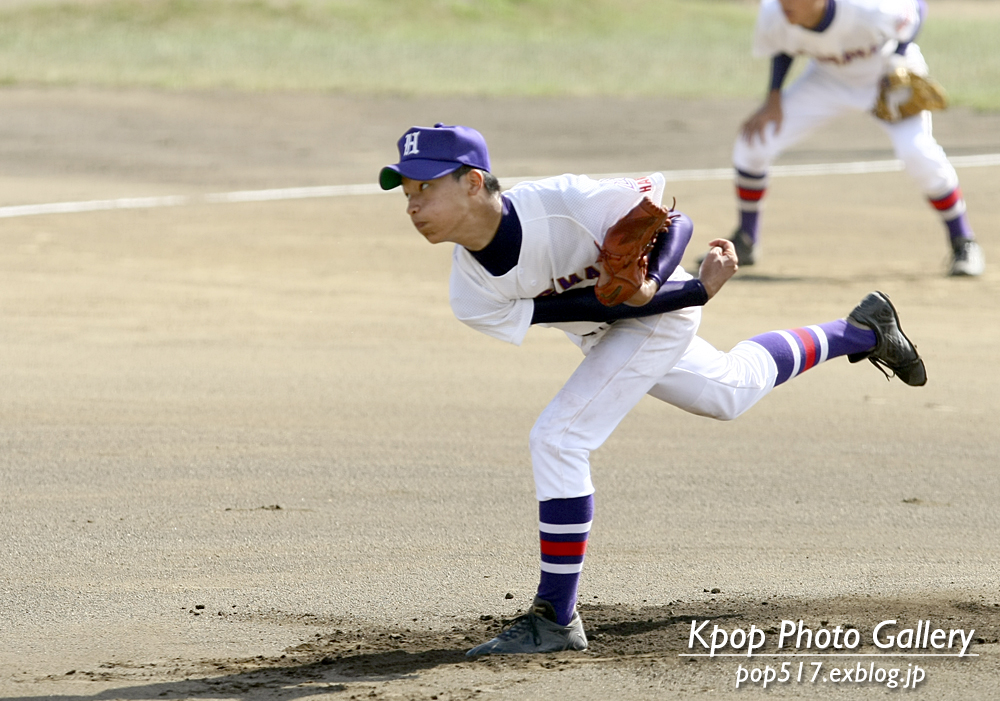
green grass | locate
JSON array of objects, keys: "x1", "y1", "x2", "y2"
[
  {"x1": 0, "y1": 0, "x2": 997, "y2": 109},
  {"x1": 918, "y1": 16, "x2": 1000, "y2": 112}
]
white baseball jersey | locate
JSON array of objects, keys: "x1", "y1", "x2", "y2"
[
  {"x1": 448, "y1": 172, "x2": 689, "y2": 346},
  {"x1": 754, "y1": 0, "x2": 921, "y2": 87},
  {"x1": 440, "y1": 174, "x2": 779, "y2": 502}
]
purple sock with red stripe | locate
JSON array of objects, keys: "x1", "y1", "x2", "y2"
[
  {"x1": 929, "y1": 187, "x2": 975, "y2": 247},
  {"x1": 735, "y1": 168, "x2": 768, "y2": 241},
  {"x1": 536, "y1": 495, "x2": 593, "y2": 626},
  {"x1": 749, "y1": 319, "x2": 876, "y2": 386}
]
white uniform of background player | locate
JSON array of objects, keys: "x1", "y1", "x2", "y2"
[
  {"x1": 379, "y1": 123, "x2": 924, "y2": 655},
  {"x1": 731, "y1": 0, "x2": 983, "y2": 276}
]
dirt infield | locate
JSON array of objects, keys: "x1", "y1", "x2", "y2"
[{"x1": 1, "y1": 88, "x2": 998, "y2": 700}]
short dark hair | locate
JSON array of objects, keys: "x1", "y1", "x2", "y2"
[{"x1": 452, "y1": 165, "x2": 502, "y2": 195}]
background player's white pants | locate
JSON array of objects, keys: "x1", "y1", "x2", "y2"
[
  {"x1": 529, "y1": 309, "x2": 778, "y2": 501},
  {"x1": 732, "y1": 61, "x2": 959, "y2": 199}
]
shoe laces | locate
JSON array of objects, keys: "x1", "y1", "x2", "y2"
[
  {"x1": 497, "y1": 611, "x2": 542, "y2": 646},
  {"x1": 866, "y1": 356, "x2": 895, "y2": 382}
]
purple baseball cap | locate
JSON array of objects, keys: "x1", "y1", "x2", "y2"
[{"x1": 379, "y1": 123, "x2": 491, "y2": 190}]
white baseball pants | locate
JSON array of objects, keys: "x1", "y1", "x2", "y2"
[
  {"x1": 732, "y1": 59, "x2": 959, "y2": 199},
  {"x1": 529, "y1": 308, "x2": 778, "y2": 501}
]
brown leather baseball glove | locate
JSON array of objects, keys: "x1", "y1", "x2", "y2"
[
  {"x1": 873, "y1": 66, "x2": 948, "y2": 123},
  {"x1": 595, "y1": 197, "x2": 672, "y2": 306}
]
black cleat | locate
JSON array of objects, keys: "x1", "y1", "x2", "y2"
[{"x1": 847, "y1": 291, "x2": 926, "y2": 386}]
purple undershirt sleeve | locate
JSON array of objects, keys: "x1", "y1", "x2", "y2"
[
  {"x1": 530, "y1": 279, "x2": 708, "y2": 325},
  {"x1": 770, "y1": 53, "x2": 793, "y2": 92},
  {"x1": 647, "y1": 212, "x2": 694, "y2": 287}
]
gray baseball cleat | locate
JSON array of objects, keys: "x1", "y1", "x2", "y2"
[
  {"x1": 846, "y1": 291, "x2": 926, "y2": 386},
  {"x1": 697, "y1": 229, "x2": 759, "y2": 268},
  {"x1": 465, "y1": 597, "x2": 588, "y2": 657},
  {"x1": 949, "y1": 239, "x2": 985, "y2": 277},
  {"x1": 730, "y1": 228, "x2": 760, "y2": 266}
]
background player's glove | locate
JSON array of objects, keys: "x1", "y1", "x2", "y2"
[
  {"x1": 873, "y1": 65, "x2": 947, "y2": 123},
  {"x1": 595, "y1": 197, "x2": 672, "y2": 306}
]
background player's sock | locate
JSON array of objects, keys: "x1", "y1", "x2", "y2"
[
  {"x1": 749, "y1": 319, "x2": 876, "y2": 386},
  {"x1": 536, "y1": 494, "x2": 592, "y2": 626},
  {"x1": 735, "y1": 168, "x2": 768, "y2": 241},
  {"x1": 928, "y1": 187, "x2": 974, "y2": 247}
]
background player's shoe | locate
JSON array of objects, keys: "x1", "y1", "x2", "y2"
[
  {"x1": 846, "y1": 291, "x2": 926, "y2": 386},
  {"x1": 465, "y1": 597, "x2": 588, "y2": 656},
  {"x1": 696, "y1": 229, "x2": 759, "y2": 269},
  {"x1": 730, "y1": 229, "x2": 759, "y2": 266},
  {"x1": 949, "y1": 239, "x2": 985, "y2": 277}
]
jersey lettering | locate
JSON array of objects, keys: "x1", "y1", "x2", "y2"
[
  {"x1": 557, "y1": 273, "x2": 584, "y2": 291},
  {"x1": 598, "y1": 177, "x2": 652, "y2": 193},
  {"x1": 810, "y1": 44, "x2": 879, "y2": 66},
  {"x1": 403, "y1": 132, "x2": 420, "y2": 156},
  {"x1": 538, "y1": 266, "x2": 602, "y2": 297}
]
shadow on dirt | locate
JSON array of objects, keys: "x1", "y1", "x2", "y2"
[
  {"x1": 9, "y1": 597, "x2": 998, "y2": 700},
  {"x1": 7, "y1": 649, "x2": 466, "y2": 701}
]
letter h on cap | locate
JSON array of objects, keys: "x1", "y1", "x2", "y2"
[{"x1": 403, "y1": 132, "x2": 420, "y2": 156}]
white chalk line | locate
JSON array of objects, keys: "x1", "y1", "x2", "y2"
[{"x1": 3, "y1": 153, "x2": 999, "y2": 220}]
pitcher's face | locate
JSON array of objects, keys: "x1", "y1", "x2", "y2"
[{"x1": 401, "y1": 174, "x2": 472, "y2": 246}]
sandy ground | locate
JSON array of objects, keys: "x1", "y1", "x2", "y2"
[{"x1": 1, "y1": 88, "x2": 999, "y2": 700}]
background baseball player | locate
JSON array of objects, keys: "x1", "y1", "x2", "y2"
[
  {"x1": 730, "y1": 0, "x2": 984, "y2": 276},
  {"x1": 380, "y1": 123, "x2": 926, "y2": 656}
]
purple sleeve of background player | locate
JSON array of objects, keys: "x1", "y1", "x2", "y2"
[
  {"x1": 531, "y1": 212, "x2": 707, "y2": 324},
  {"x1": 770, "y1": 53, "x2": 794, "y2": 91}
]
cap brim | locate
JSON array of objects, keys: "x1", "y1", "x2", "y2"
[
  {"x1": 379, "y1": 166, "x2": 403, "y2": 190},
  {"x1": 379, "y1": 159, "x2": 464, "y2": 190}
]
